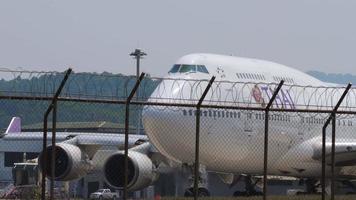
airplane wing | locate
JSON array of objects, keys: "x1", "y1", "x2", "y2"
[
  {"x1": 2, "y1": 117, "x2": 170, "y2": 191},
  {"x1": 313, "y1": 140, "x2": 356, "y2": 177},
  {"x1": 313, "y1": 140, "x2": 356, "y2": 167},
  {"x1": 2, "y1": 117, "x2": 148, "y2": 148},
  {"x1": 273, "y1": 138, "x2": 356, "y2": 178},
  {"x1": 65, "y1": 133, "x2": 148, "y2": 147},
  {"x1": 63, "y1": 134, "x2": 151, "y2": 159}
]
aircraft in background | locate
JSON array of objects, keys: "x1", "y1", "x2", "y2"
[{"x1": 3, "y1": 53, "x2": 356, "y2": 196}]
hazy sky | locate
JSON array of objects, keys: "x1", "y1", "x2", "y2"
[{"x1": 1, "y1": 0, "x2": 356, "y2": 77}]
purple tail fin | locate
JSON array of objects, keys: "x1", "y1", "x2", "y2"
[{"x1": 5, "y1": 117, "x2": 21, "y2": 133}]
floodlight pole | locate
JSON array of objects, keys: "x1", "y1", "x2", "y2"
[
  {"x1": 123, "y1": 72, "x2": 145, "y2": 200},
  {"x1": 130, "y1": 49, "x2": 147, "y2": 135},
  {"x1": 321, "y1": 83, "x2": 352, "y2": 200},
  {"x1": 194, "y1": 76, "x2": 215, "y2": 200},
  {"x1": 263, "y1": 80, "x2": 284, "y2": 200}
]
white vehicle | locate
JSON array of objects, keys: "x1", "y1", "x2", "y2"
[
  {"x1": 3, "y1": 53, "x2": 356, "y2": 196},
  {"x1": 89, "y1": 189, "x2": 119, "y2": 200}
]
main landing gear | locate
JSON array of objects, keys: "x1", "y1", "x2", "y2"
[
  {"x1": 305, "y1": 178, "x2": 320, "y2": 194},
  {"x1": 233, "y1": 175, "x2": 263, "y2": 197},
  {"x1": 286, "y1": 178, "x2": 324, "y2": 195},
  {"x1": 183, "y1": 164, "x2": 211, "y2": 197},
  {"x1": 291, "y1": 178, "x2": 322, "y2": 195}
]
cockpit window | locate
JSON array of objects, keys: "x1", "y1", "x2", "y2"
[
  {"x1": 169, "y1": 64, "x2": 180, "y2": 73},
  {"x1": 197, "y1": 65, "x2": 209, "y2": 73},
  {"x1": 179, "y1": 65, "x2": 196, "y2": 73},
  {"x1": 169, "y1": 64, "x2": 209, "y2": 74}
]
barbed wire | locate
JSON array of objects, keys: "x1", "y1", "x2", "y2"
[
  {"x1": 1, "y1": 69, "x2": 356, "y2": 112},
  {"x1": 146, "y1": 78, "x2": 356, "y2": 111}
]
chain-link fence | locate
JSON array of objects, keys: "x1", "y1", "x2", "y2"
[{"x1": 1, "y1": 69, "x2": 356, "y2": 200}]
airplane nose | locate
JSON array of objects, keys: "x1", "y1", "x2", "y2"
[
  {"x1": 142, "y1": 77, "x2": 213, "y2": 163},
  {"x1": 146, "y1": 76, "x2": 210, "y2": 105},
  {"x1": 147, "y1": 78, "x2": 183, "y2": 103},
  {"x1": 142, "y1": 105, "x2": 186, "y2": 162}
]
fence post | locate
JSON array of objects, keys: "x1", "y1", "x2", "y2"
[
  {"x1": 123, "y1": 73, "x2": 145, "y2": 200},
  {"x1": 322, "y1": 120, "x2": 330, "y2": 200},
  {"x1": 331, "y1": 112, "x2": 336, "y2": 199},
  {"x1": 50, "y1": 100, "x2": 57, "y2": 199},
  {"x1": 263, "y1": 80, "x2": 284, "y2": 200},
  {"x1": 321, "y1": 83, "x2": 352, "y2": 200},
  {"x1": 41, "y1": 68, "x2": 72, "y2": 200},
  {"x1": 193, "y1": 77, "x2": 215, "y2": 200}
]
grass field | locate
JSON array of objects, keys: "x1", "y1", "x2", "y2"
[
  {"x1": 160, "y1": 196, "x2": 356, "y2": 200},
  {"x1": 32, "y1": 196, "x2": 356, "y2": 200},
  {"x1": 18, "y1": 195, "x2": 356, "y2": 200}
]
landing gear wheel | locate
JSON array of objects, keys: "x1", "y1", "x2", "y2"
[{"x1": 184, "y1": 187, "x2": 210, "y2": 197}]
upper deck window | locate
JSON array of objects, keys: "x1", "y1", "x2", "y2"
[{"x1": 168, "y1": 64, "x2": 209, "y2": 74}]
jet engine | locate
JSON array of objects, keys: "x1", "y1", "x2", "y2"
[
  {"x1": 103, "y1": 151, "x2": 158, "y2": 191},
  {"x1": 38, "y1": 143, "x2": 92, "y2": 181}
]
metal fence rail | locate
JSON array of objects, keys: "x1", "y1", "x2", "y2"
[{"x1": 0, "y1": 70, "x2": 356, "y2": 199}]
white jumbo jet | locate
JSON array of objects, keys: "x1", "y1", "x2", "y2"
[
  {"x1": 3, "y1": 53, "x2": 356, "y2": 196},
  {"x1": 142, "y1": 53, "x2": 356, "y2": 195}
]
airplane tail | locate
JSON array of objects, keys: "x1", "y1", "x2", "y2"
[{"x1": 5, "y1": 117, "x2": 21, "y2": 134}]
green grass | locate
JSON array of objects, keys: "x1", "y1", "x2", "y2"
[
  {"x1": 52, "y1": 195, "x2": 356, "y2": 200},
  {"x1": 160, "y1": 196, "x2": 356, "y2": 200}
]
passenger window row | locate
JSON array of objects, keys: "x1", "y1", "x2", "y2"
[
  {"x1": 182, "y1": 110, "x2": 293, "y2": 123},
  {"x1": 301, "y1": 117, "x2": 325, "y2": 124},
  {"x1": 236, "y1": 73, "x2": 266, "y2": 81},
  {"x1": 338, "y1": 119, "x2": 353, "y2": 127},
  {"x1": 182, "y1": 109, "x2": 241, "y2": 119},
  {"x1": 301, "y1": 117, "x2": 353, "y2": 126},
  {"x1": 182, "y1": 109, "x2": 354, "y2": 127},
  {"x1": 254, "y1": 113, "x2": 291, "y2": 122},
  {"x1": 273, "y1": 76, "x2": 295, "y2": 84},
  {"x1": 268, "y1": 114, "x2": 291, "y2": 122}
]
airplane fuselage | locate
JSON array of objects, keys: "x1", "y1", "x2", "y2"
[{"x1": 142, "y1": 53, "x2": 356, "y2": 178}]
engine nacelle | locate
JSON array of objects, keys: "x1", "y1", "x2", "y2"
[
  {"x1": 103, "y1": 151, "x2": 158, "y2": 191},
  {"x1": 38, "y1": 143, "x2": 92, "y2": 181}
]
